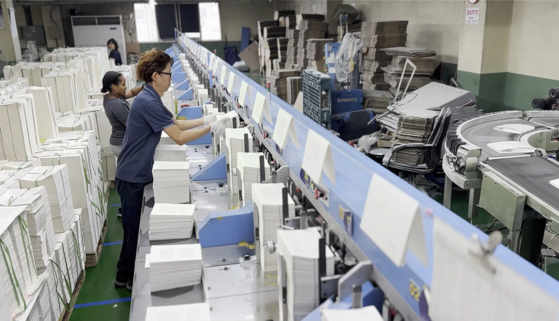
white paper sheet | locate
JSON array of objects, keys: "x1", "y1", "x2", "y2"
[
  {"x1": 493, "y1": 124, "x2": 535, "y2": 134},
  {"x1": 239, "y1": 81, "x2": 249, "y2": 107},
  {"x1": 252, "y1": 92, "x2": 272, "y2": 123},
  {"x1": 487, "y1": 141, "x2": 535, "y2": 154},
  {"x1": 145, "y1": 303, "x2": 211, "y2": 321},
  {"x1": 273, "y1": 108, "x2": 299, "y2": 149},
  {"x1": 220, "y1": 65, "x2": 227, "y2": 85},
  {"x1": 359, "y1": 174, "x2": 428, "y2": 267},
  {"x1": 227, "y1": 71, "x2": 236, "y2": 93},
  {"x1": 145, "y1": 253, "x2": 151, "y2": 268},
  {"x1": 550, "y1": 179, "x2": 559, "y2": 190},
  {"x1": 429, "y1": 217, "x2": 559, "y2": 321},
  {"x1": 301, "y1": 129, "x2": 336, "y2": 185}
]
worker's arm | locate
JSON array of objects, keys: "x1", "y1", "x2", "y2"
[
  {"x1": 125, "y1": 85, "x2": 144, "y2": 99},
  {"x1": 173, "y1": 118, "x2": 204, "y2": 131},
  {"x1": 164, "y1": 124, "x2": 211, "y2": 145},
  {"x1": 173, "y1": 114, "x2": 217, "y2": 131}
]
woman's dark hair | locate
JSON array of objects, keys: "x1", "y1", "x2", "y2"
[
  {"x1": 107, "y1": 38, "x2": 119, "y2": 51},
  {"x1": 136, "y1": 48, "x2": 174, "y2": 83},
  {"x1": 101, "y1": 71, "x2": 123, "y2": 93}
]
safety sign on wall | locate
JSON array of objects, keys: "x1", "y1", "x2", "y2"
[{"x1": 466, "y1": 7, "x2": 479, "y2": 24}]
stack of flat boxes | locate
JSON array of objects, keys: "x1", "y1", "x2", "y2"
[
  {"x1": 270, "y1": 69, "x2": 301, "y2": 102},
  {"x1": 296, "y1": 17, "x2": 327, "y2": 68},
  {"x1": 360, "y1": 21, "x2": 408, "y2": 91},
  {"x1": 258, "y1": 20, "x2": 281, "y2": 78},
  {"x1": 306, "y1": 38, "x2": 333, "y2": 72}
]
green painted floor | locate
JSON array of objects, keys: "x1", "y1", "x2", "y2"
[{"x1": 70, "y1": 188, "x2": 131, "y2": 321}]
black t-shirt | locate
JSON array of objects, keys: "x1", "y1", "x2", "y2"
[
  {"x1": 109, "y1": 50, "x2": 122, "y2": 65},
  {"x1": 104, "y1": 96, "x2": 130, "y2": 145}
]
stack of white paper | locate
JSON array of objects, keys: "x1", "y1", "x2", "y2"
[
  {"x1": 21, "y1": 64, "x2": 42, "y2": 87},
  {"x1": 100, "y1": 147, "x2": 117, "y2": 181},
  {"x1": 277, "y1": 228, "x2": 336, "y2": 321},
  {"x1": 19, "y1": 165, "x2": 75, "y2": 233},
  {"x1": 321, "y1": 306, "x2": 383, "y2": 321},
  {"x1": 0, "y1": 159, "x2": 41, "y2": 170},
  {"x1": 252, "y1": 183, "x2": 295, "y2": 272},
  {"x1": 26, "y1": 87, "x2": 59, "y2": 142},
  {"x1": 237, "y1": 152, "x2": 270, "y2": 206},
  {"x1": 14, "y1": 275, "x2": 52, "y2": 321},
  {"x1": 0, "y1": 206, "x2": 38, "y2": 321},
  {"x1": 149, "y1": 203, "x2": 195, "y2": 241},
  {"x1": 41, "y1": 256, "x2": 65, "y2": 321},
  {"x1": 3, "y1": 65, "x2": 23, "y2": 84},
  {"x1": 145, "y1": 303, "x2": 211, "y2": 321},
  {"x1": 0, "y1": 98, "x2": 41, "y2": 161},
  {"x1": 40, "y1": 72, "x2": 61, "y2": 112},
  {"x1": 152, "y1": 161, "x2": 190, "y2": 204},
  {"x1": 154, "y1": 145, "x2": 187, "y2": 162},
  {"x1": 0, "y1": 168, "x2": 32, "y2": 190},
  {"x1": 225, "y1": 128, "x2": 253, "y2": 194},
  {"x1": 150, "y1": 244, "x2": 202, "y2": 292},
  {"x1": 55, "y1": 112, "x2": 96, "y2": 134},
  {"x1": 52, "y1": 216, "x2": 84, "y2": 305},
  {"x1": 81, "y1": 99, "x2": 111, "y2": 148}
]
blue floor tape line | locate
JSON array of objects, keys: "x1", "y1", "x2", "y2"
[
  {"x1": 74, "y1": 297, "x2": 131, "y2": 309},
  {"x1": 108, "y1": 203, "x2": 121, "y2": 207},
  {"x1": 103, "y1": 241, "x2": 123, "y2": 246}
]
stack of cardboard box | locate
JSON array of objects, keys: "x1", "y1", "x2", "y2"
[{"x1": 270, "y1": 69, "x2": 301, "y2": 102}]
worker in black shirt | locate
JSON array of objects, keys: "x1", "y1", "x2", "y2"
[{"x1": 107, "y1": 38, "x2": 123, "y2": 66}]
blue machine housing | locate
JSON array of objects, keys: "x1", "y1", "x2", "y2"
[{"x1": 331, "y1": 109, "x2": 377, "y2": 141}]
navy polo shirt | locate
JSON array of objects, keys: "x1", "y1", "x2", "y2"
[{"x1": 115, "y1": 84, "x2": 174, "y2": 183}]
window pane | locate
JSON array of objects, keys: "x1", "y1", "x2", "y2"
[
  {"x1": 179, "y1": 4, "x2": 200, "y2": 33},
  {"x1": 134, "y1": 3, "x2": 158, "y2": 42},
  {"x1": 198, "y1": 3, "x2": 221, "y2": 41},
  {"x1": 155, "y1": 4, "x2": 177, "y2": 39}
]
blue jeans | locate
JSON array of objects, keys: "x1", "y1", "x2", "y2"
[{"x1": 116, "y1": 178, "x2": 147, "y2": 280}]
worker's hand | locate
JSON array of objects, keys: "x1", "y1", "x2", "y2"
[
  {"x1": 203, "y1": 114, "x2": 217, "y2": 125},
  {"x1": 210, "y1": 117, "x2": 232, "y2": 139}
]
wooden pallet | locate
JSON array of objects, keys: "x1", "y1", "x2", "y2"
[
  {"x1": 57, "y1": 270, "x2": 86, "y2": 321},
  {"x1": 85, "y1": 220, "x2": 108, "y2": 268}
]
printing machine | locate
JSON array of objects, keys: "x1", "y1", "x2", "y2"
[
  {"x1": 138, "y1": 32, "x2": 559, "y2": 321},
  {"x1": 443, "y1": 109, "x2": 559, "y2": 263}
]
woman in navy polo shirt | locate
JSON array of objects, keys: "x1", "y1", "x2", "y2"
[{"x1": 114, "y1": 49, "x2": 230, "y2": 290}]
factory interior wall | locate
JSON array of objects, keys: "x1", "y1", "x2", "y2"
[{"x1": 0, "y1": 1, "x2": 17, "y2": 63}]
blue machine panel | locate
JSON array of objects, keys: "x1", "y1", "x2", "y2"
[
  {"x1": 331, "y1": 90, "x2": 364, "y2": 114},
  {"x1": 177, "y1": 106, "x2": 212, "y2": 144},
  {"x1": 198, "y1": 203, "x2": 255, "y2": 248},
  {"x1": 191, "y1": 153, "x2": 227, "y2": 181}
]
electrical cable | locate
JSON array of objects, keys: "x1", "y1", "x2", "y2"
[{"x1": 49, "y1": 6, "x2": 60, "y2": 48}]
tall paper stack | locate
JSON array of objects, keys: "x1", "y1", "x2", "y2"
[
  {"x1": 277, "y1": 228, "x2": 335, "y2": 321},
  {"x1": 0, "y1": 206, "x2": 38, "y2": 321},
  {"x1": 360, "y1": 21, "x2": 408, "y2": 90},
  {"x1": 0, "y1": 187, "x2": 56, "y2": 271},
  {"x1": 21, "y1": 64, "x2": 42, "y2": 87},
  {"x1": 19, "y1": 165, "x2": 75, "y2": 233},
  {"x1": 285, "y1": 28, "x2": 300, "y2": 69},
  {"x1": 152, "y1": 161, "x2": 191, "y2": 204},
  {"x1": 363, "y1": 90, "x2": 393, "y2": 115},
  {"x1": 154, "y1": 145, "x2": 187, "y2": 162},
  {"x1": 3, "y1": 65, "x2": 23, "y2": 84},
  {"x1": 270, "y1": 69, "x2": 301, "y2": 102},
  {"x1": 287, "y1": 77, "x2": 302, "y2": 105},
  {"x1": 149, "y1": 203, "x2": 195, "y2": 241},
  {"x1": 225, "y1": 128, "x2": 253, "y2": 195},
  {"x1": 26, "y1": 87, "x2": 59, "y2": 142},
  {"x1": 100, "y1": 147, "x2": 117, "y2": 182},
  {"x1": 14, "y1": 276, "x2": 53, "y2": 321},
  {"x1": 56, "y1": 112, "x2": 96, "y2": 134},
  {"x1": 252, "y1": 183, "x2": 295, "y2": 272},
  {"x1": 80, "y1": 99, "x2": 110, "y2": 147},
  {"x1": 380, "y1": 47, "x2": 438, "y2": 92},
  {"x1": 236, "y1": 153, "x2": 270, "y2": 206},
  {"x1": 0, "y1": 98, "x2": 41, "y2": 161},
  {"x1": 306, "y1": 39, "x2": 333, "y2": 72},
  {"x1": 150, "y1": 244, "x2": 202, "y2": 292},
  {"x1": 297, "y1": 19, "x2": 328, "y2": 68}
]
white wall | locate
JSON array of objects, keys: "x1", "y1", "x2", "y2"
[
  {"x1": 507, "y1": 1, "x2": 559, "y2": 80},
  {"x1": 344, "y1": 0, "x2": 464, "y2": 64}
]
